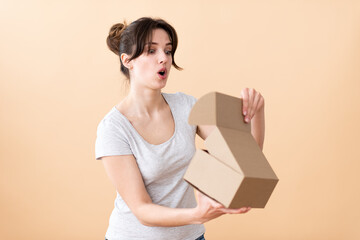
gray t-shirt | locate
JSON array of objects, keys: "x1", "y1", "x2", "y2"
[{"x1": 95, "y1": 91, "x2": 205, "y2": 240}]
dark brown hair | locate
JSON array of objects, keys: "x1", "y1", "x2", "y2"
[{"x1": 106, "y1": 17, "x2": 182, "y2": 79}]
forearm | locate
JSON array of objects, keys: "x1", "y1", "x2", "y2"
[
  {"x1": 250, "y1": 106, "x2": 265, "y2": 150},
  {"x1": 135, "y1": 203, "x2": 200, "y2": 227}
]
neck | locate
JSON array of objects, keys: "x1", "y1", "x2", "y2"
[{"x1": 123, "y1": 87, "x2": 166, "y2": 118}]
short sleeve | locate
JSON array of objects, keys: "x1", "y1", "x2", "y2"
[
  {"x1": 179, "y1": 92, "x2": 198, "y2": 133},
  {"x1": 95, "y1": 118, "x2": 133, "y2": 160},
  {"x1": 178, "y1": 92, "x2": 197, "y2": 109},
  {"x1": 188, "y1": 94, "x2": 197, "y2": 109}
]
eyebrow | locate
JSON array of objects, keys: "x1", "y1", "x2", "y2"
[{"x1": 146, "y1": 42, "x2": 172, "y2": 46}]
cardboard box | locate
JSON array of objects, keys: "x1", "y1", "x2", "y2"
[{"x1": 184, "y1": 92, "x2": 279, "y2": 208}]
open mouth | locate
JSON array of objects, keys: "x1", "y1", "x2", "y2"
[{"x1": 157, "y1": 68, "x2": 167, "y2": 78}]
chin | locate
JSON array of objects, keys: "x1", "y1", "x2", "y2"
[
  {"x1": 150, "y1": 81, "x2": 167, "y2": 90},
  {"x1": 158, "y1": 77, "x2": 168, "y2": 84},
  {"x1": 158, "y1": 83, "x2": 167, "y2": 90}
]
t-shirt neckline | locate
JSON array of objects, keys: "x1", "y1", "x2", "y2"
[{"x1": 112, "y1": 92, "x2": 177, "y2": 147}]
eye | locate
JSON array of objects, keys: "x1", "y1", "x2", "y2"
[
  {"x1": 148, "y1": 49, "x2": 155, "y2": 54},
  {"x1": 165, "y1": 50, "x2": 172, "y2": 55}
]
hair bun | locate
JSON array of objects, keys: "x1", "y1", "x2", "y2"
[{"x1": 107, "y1": 21, "x2": 128, "y2": 56}]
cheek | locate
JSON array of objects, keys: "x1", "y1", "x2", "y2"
[
  {"x1": 142, "y1": 63, "x2": 154, "y2": 77},
  {"x1": 134, "y1": 60, "x2": 153, "y2": 75}
]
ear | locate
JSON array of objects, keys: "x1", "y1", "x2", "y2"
[{"x1": 120, "y1": 53, "x2": 133, "y2": 70}]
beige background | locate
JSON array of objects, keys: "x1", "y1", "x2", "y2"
[{"x1": 1, "y1": 0, "x2": 360, "y2": 239}]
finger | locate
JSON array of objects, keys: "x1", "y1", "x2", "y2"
[
  {"x1": 221, "y1": 207, "x2": 249, "y2": 214},
  {"x1": 242, "y1": 206, "x2": 251, "y2": 213},
  {"x1": 246, "y1": 88, "x2": 255, "y2": 122},
  {"x1": 240, "y1": 88, "x2": 249, "y2": 117},
  {"x1": 238, "y1": 206, "x2": 251, "y2": 213},
  {"x1": 248, "y1": 88, "x2": 255, "y2": 111},
  {"x1": 240, "y1": 207, "x2": 251, "y2": 213}
]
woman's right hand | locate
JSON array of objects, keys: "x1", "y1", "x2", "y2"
[{"x1": 194, "y1": 190, "x2": 251, "y2": 224}]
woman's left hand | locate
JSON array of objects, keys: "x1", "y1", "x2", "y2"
[{"x1": 240, "y1": 88, "x2": 265, "y2": 123}]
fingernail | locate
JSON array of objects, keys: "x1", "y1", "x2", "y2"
[
  {"x1": 243, "y1": 111, "x2": 247, "y2": 116},
  {"x1": 245, "y1": 117, "x2": 249, "y2": 122}
]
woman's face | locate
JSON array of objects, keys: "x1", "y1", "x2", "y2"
[{"x1": 130, "y1": 28, "x2": 173, "y2": 90}]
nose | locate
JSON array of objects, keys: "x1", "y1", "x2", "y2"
[{"x1": 158, "y1": 51, "x2": 168, "y2": 64}]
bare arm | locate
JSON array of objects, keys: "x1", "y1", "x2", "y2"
[
  {"x1": 240, "y1": 88, "x2": 265, "y2": 150},
  {"x1": 101, "y1": 155, "x2": 249, "y2": 227},
  {"x1": 249, "y1": 106, "x2": 265, "y2": 150}
]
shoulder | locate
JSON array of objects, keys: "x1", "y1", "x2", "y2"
[
  {"x1": 95, "y1": 107, "x2": 133, "y2": 160},
  {"x1": 96, "y1": 107, "x2": 127, "y2": 136}
]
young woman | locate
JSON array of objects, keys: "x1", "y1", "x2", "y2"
[{"x1": 95, "y1": 17, "x2": 265, "y2": 240}]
